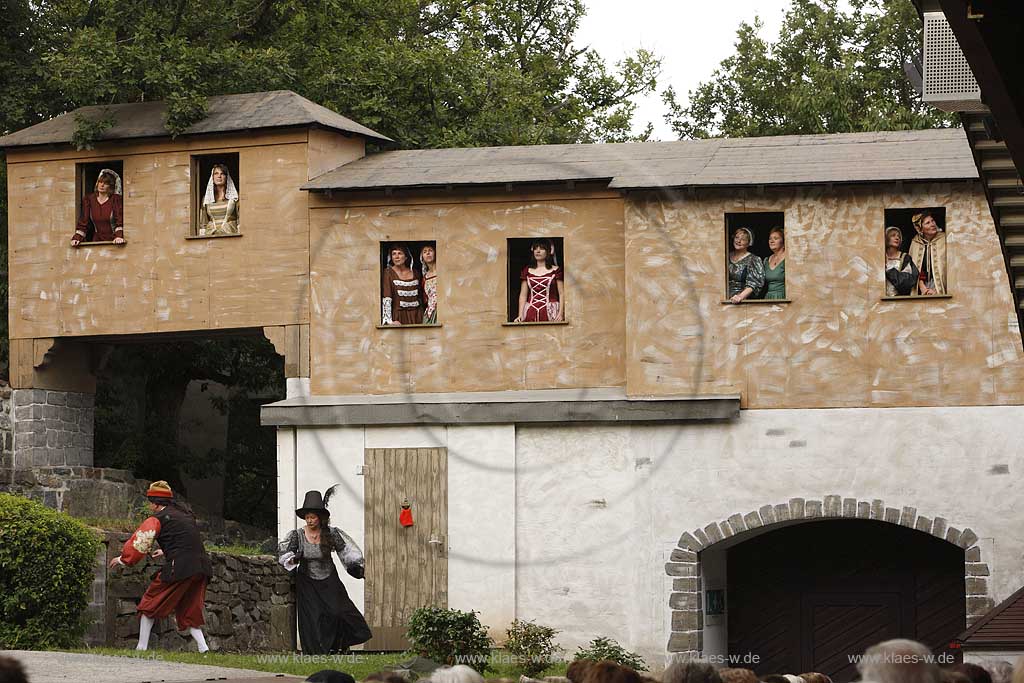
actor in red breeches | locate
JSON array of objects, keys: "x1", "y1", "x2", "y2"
[{"x1": 109, "y1": 480, "x2": 213, "y2": 651}]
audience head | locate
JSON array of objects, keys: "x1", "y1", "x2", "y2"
[
  {"x1": 364, "y1": 673, "x2": 408, "y2": 683},
  {"x1": 1011, "y1": 657, "x2": 1024, "y2": 683},
  {"x1": 0, "y1": 656, "x2": 29, "y2": 683},
  {"x1": 428, "y1": 665, "x2": 484, "y2": 683},
  {"x1": 580, "y1": 660, "x2": 641, "y2": 683},
  {"x1": 662, "y1": 660, "x2": 722, "y2": 683},
  {"x1": 798, "y1": 673, "x2": 832, "y2": 683},
  {"x1": 985, "y1": 661, "x2": 1013, "y2": 683},
  {"x1": 858, "y1": 639, "x2": 941, "y2": 683},
  {"x1": 567, "y1": 660, "x2": 596, "y2": 683},
  {"x1": 762, "y1": 676, "x2": 791, "y2": 683},
  {"x1": 951, "y1": 664, "x2": 993, "y2": 683},
  {"x1": 306, "y1": 672, "x2": 356, "y2": 683},
  {"x1": 942, "y1": 670, "x2": 972, "y2": 683},
  {"x1": 718, "y1": 668, "x2": 759, "y2": 683}
]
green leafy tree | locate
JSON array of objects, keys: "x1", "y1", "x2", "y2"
[{"x1": 663, "y1": 0, "x2": 955, "y2": 139}]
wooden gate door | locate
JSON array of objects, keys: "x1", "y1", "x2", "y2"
[
  {"x1": 363, "y1": 448, "x2": 448, "y2": 650},
  {"x1": 801, "y1": 593, "x2": 902, "y2": 682}
]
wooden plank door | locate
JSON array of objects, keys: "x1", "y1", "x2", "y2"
[
  {"x1": 364, "y1": 448, "x2": 448, "y2": 650},
  {"x1": 801, "y1": 593, "x2": 902, "y2": 682}
]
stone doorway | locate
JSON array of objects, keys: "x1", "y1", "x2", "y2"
[
  {"x1": 666, "y1": 497, "x2": 994, "y2": 666},
  {"x1": 726, "y1": 520, "x2": 964, "y2": 681}
]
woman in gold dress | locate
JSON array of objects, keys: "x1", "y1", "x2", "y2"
[{"x1": 198, "y1": 164, "x2": 239, "y2": 236}]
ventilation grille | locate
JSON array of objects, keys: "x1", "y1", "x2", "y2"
[{"x1": 922, "y1": 12, "x2": 987, "y2": 112}]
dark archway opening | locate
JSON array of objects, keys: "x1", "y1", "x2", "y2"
[
  {"x1": 727, "y1": 520, "x2": 965, "y2": 682},
  {"x1": 93, "y1": 332, "x2": 284, "y2": 534}
]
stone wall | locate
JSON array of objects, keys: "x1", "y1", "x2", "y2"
[
  {"x1": 0, "y1": 466, "x2": 144, "y2": 516},
  {"x1": 0, "y1": 383, "x2": 13, "y2": 467},
  {"x1": 95, "y1": 531, "x2": 294, "y2": 651},
  {"x1": 11, "y1": 388, "x2": 94, "y2": 468}
]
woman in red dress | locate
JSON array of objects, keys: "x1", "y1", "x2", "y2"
[
  {"x1": 71, "y1": 169, "x2": 125, "y2": 246},
  {"x1": 513, "y1": 239, "x2": 564, "y2": 322}
]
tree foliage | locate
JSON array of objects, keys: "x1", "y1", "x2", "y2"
[
  {"x1": 5, "y1": 0, "x2": 660, "y2": 148},
  {"x1": 663, "y1": 0, "x2": 956, "y2": 139},
  {"x1": 94, "y1": 338, "x2": 283, "y2": 529}
]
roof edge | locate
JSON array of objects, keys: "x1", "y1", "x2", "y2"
[{"x1": 957, "y1": 583, "x2": 1024, "y2": 643}]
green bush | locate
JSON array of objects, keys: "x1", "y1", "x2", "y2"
[
  {"x1": 506, "y1": 619, "x2": 563, "y2": 677},
  {"x1": 405, "y1": 606, "x2": 493, "y2": 671},
  {"x1": 0, "y1": 493, "x2": 102, "y2": 649},
  {"x1": 574, "y1": 636, "x2": 648, "y2": 672}
]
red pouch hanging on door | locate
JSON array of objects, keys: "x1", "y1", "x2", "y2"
[{"x1": 399, "y1": 504, "x2": 414, "y2": 527}]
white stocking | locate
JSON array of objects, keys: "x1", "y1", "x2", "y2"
[
  {"x1": 190, "y1": 627, "x2": 209, "y2": 653},
  {"x1": 136, "y1": 615, "x2": 154, "y2": 650}
]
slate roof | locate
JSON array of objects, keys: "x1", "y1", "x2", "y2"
[
  {"x1": 303, "y1": 128, "x2": 976, "y2": 191},
  {"x1": 0, "y1": 90, "x2": 393, "y2": 149},
  {"x1": 958, "y1": 585, "x2": 1024, "y2": 649}
]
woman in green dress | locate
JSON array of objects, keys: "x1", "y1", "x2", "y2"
[{"x1": 762, "y1": 227, "x2": 786, "y2": 300}]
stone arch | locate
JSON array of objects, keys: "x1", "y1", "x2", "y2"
[{"x1": 664, "y1": 495, "x2": 995, "y2": 658}]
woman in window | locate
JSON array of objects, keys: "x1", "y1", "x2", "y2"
[
  {"x1": 71, "y1": 169, "x2": 125, "y2": 246},
  {"x1": 727, "y1": 227, "x2": 764, "y2": 303},
  {"x1": 884, "y1": 227, "x2": 918, "y2": 297},
  {"x1": 381, "y1": 244, "x2": 423, "y2": 325},
  {"x1": 199, "y1": 164, "x2": 239, "y2": 236},
  {"x1": 513, "y1": 238, "x2": 564, "y2": 322},
  {"x1": 908, "y1": 212, "x2": 947, "y2": 295},
  {"x1": 762, "y1": 227, "x2": 787, "y2": 300},
  {"x1": 420, "y1": 244, "x2": 439, "y2": 324}
]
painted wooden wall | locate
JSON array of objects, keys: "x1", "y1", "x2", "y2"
[
  {"x1": 308, "y1": 188, "x2": 627, "y2": 395},
  {"x1": 5, "y1": 129, "x2": 361, "y2": 342},
  {"x1": 309, "y1": 181, "x2": 1024, "y2": 408},
  {"x1": 625, "y1": 182, "x2": 1024, "y2": 408}
]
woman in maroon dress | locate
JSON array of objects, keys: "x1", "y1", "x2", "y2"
[
  {"x1": 513, "y1": 239, "x2": 564, "y2": 322},
  {"x1": 381, "y1": 244, "x2": 423, "y2": 325},
  {"x1": 71, "y1": 169, "x2": 125, "y2": 246}
]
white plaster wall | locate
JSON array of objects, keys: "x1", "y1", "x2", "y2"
[
  {"x1": 276, "y1": 424, "x2": 517, "y2": 642},
  {"x1": 964, "y1": 651, "x2": 1024, "y2": 667},
  {"x1": 447, "y1": 425, "x2": 516, "y2": 641},
  {"x1": 514, "y1": 406, "x2": 1024, "y2": 665},
  {"x1": 290, "y1": 427, "x2": 368, "y2": 613},
  {"x1": 279, "y1": 406, "x2": 1024, "y2": 665}
]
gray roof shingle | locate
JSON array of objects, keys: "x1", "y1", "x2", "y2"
[
  {"x1": 0, "y1": 90, "x2": 392, "y2": 149},
  {"x1": 303, "y1": 128, "x2": 975, "y2": 191}
]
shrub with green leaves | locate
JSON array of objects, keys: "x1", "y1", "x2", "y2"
[
  {"x1": 406, "y1": 606, "x2": 493, "y2": 671},
  {"x1": 574, "y1": 636, "x2": 648, "y2": 672},
  {"x1": 0, "y1": 493, "x2": 102, "y2": 649},
  {"x1": 506, "y1": 619, "x2": 563, "y2": 677}
]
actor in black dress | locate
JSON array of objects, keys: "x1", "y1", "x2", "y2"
[{"x1": 279, "y1": 489, "x2": 371, "y2": 653}]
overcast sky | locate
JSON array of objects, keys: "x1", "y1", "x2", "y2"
[{"x1": 575, "y1": 0, "x2": 795, "y2": 140}]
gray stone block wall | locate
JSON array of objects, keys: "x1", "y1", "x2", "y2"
[
  {"x1": 0, "y1": 466, "x2": 145, "y2": 516},
  {"x1": 11, "y1": 388, "x2": 95, "y2": 468},
  {"x1": 96, "y1": 531, "x2": 295, "y2": 651},
  {"x1": 0, "y1": 383, "x2": 13, "y2": 468}
]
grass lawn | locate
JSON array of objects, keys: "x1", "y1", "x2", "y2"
[{"x1": 68, "y1": 648, "x2": 569, "y2": 680}]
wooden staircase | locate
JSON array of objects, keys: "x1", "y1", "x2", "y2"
[{"x1": 963, "y1": 112, "x2": 1024, "y2": 343}]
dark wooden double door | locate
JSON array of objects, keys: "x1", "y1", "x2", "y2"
[{"x1": 728, "y1": 520, "x2": 964, "y2": 682}]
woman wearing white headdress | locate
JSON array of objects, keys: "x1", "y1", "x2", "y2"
[
  {"x1": 198, "y1": 164, "x2": 239, "y2": 236},
  {"x1": 71, "y1": 168, "x2": 125, "y2": 246}
]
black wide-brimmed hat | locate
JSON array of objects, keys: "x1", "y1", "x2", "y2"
[{"x1": 296, "y1": 490, "x2": 329, "y2": 519}]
